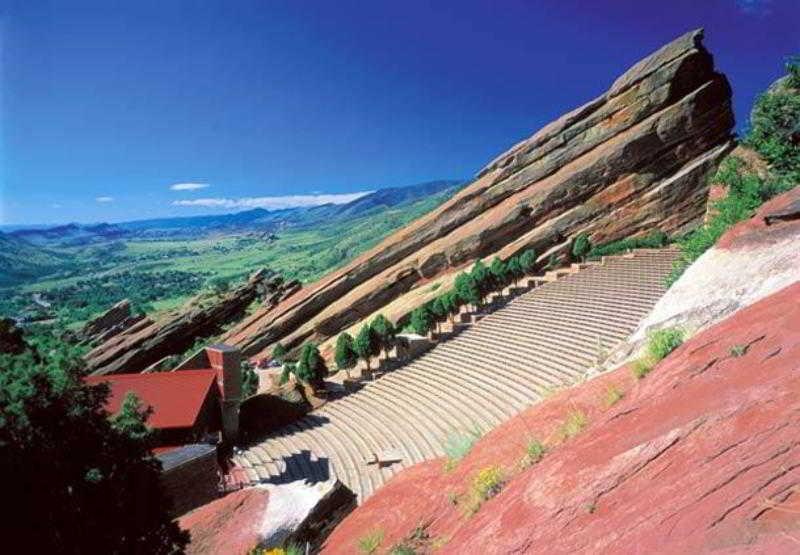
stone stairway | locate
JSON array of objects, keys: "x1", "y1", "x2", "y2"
[{"x1": 232, "y1": 248, "x2": 679, "y2": 502}]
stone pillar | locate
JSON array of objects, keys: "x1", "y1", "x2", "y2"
[{"x1": 206, "y1": 344, "x2": 242, "y2": 444}]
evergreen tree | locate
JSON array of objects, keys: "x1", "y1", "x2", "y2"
[
  {"x1": 431, "y1": 296, "x2": 448, "y2": 332},
  {"x1": 296, "y1": 342, "x2": 326, "y2": 384},
  {"x1": 443, "y1": 290, "x2": 462, "y2": 324},
  {"x1": 353, "y1": 324, "x2": 379, "y2": 371},
  {"x1": 489, "y1": 256, "x2": 509, "y2": 290},
  {"x1": 334, "y1": 332, "x2": 358, "y2": 379},
  {"x1": 272, "y1": 342, "x2": 287, "y2": 364},
  {"x1": 572, "y1": 233, "x2": 592, "y2": 262},
  {"x1": 0, "y1": 346, "x2": 189, "y2": 553},
  {"x1": 370, "y1": 314, "x2": 397, "y2": 359},
  {"x1": 506, "y1": 255, "x2": 524, "y2": 285},
  {"x1": 470, "y1": 260, "x2": 492, "y2": 305},
  {"x1": 454, "y1": 272, "x2": 481, "y2": 309},
  {"x1": 409, "y1": 305, "x2": 434, "y2": 336},
  {"x1": 518, "y1": 249, "x2": 537, "y2": 274}
]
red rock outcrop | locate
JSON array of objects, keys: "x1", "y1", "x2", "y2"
[
  {"x1": 224, "y1": 28, "x2": 735, "y2": 362},
  {"x1": 84, "y1": 271, "x2": 298, "y2": 375},
  {"x1": 321, "y1": 281, "x2": 800, "y2": 554}
]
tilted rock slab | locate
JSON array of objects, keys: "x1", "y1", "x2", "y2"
[
  {"x1": 84, "y1": 271, "x2": 297, "y2": 375},
  {"x1": 224, "y1": 29, "x2": 735, "y2": 361}
]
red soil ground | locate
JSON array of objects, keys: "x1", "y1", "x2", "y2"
[{"x1": 322, "y1": 282, "x2": 800, "y2": 554}]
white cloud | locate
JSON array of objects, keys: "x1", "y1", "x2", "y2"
[
  {"x1": 172, "y1": 191, "x2": 371, "y2": 210},
  {"x1": 170, "y1": 182, "x2": 210, "y2": 191},
  {"x1": 95, "y1": 196, "x2": 114, "y2": 203}
]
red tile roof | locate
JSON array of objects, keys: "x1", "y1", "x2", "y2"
[{"x1": 85, "y1": 370, "x2": 219, "y2": 430}]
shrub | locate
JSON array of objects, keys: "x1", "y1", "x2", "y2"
[
  {"x1": 358, "y1": 529, "x2": 384, "y2": 554},
  {"x1": 647, "y1": 327, "x2": 684, "y2": 361},
  {"x1": 631, "y1": 357, "x2": 654, "y2": 380},
  {"x1": 559, "y1": 409, "x2": 588, "y2": 440},
  {"x1": 572, "y1": 233, "x2": 592, "y2": 261},
  {"x1": 603, "y1": 385, "x2": 624, "y2": 408},
  {"x1": 464, "y1": 466, "x2": 505, "y2": 515},
  {"x1": 521, "y1": 439, "x2": 546, "y2": 468},
  {"x1": 730, "y1": 344, "x2": 747, "y2": 357},
  {"x1": 443, "y1": 428, "x2": 481, "y2": 470},
  {"x1": 389, "y1": 546, "x2": 416, "y2": 555}
]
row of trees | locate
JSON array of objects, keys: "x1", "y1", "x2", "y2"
[{"x1": 405, "y1": 249, "x2": 538, "y2": 338}]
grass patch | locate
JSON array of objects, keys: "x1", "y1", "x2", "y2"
[
  {"x1": 464, "y1": 466, "x2": 505, "y2": 516},
  {"x1": 559, "y1": 409, "x2": 588, "y2": 440},
  {"x1": 603, "y1": 384, "x2": 625, "y2": 408},
  {"x1": 647, "y1": 327, "x2": 684, "y2": 361},
  {"x1": 443, "y1": 428, "x2": 481, "y2": 471},
  {"x1": 520, "y1": 439, "x2": 546, "y2": 469},
  {"x1": 631, "y1": 356, "x2": 655, "y2": 380},
  {"x1": 357, "y1": 529, "x2": 384, "y2": 554},
  {"x1": 729, "y1": 344, "x2": 747, "y2": 357}
]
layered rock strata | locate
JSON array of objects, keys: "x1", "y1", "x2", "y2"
[{"x1": 224, "y1": 29, "x2": 734, "y2": 362}]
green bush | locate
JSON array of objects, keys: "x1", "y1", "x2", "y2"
[
  {"x1": 241, "y1": 362, "x2": 259, "y2": 397},
  {"x1": 358, "y1": 529, "x2": 384, "y2": 554},
  {"x1": 647, "y1": 327, "x2": 684, "y2": 361},
  {"x1": 588, "y1": 229, "x2": 668, "y2": 259},
  {"x1": 409, "y1": 305, "x2": 434, "y2": 336},
  {"x1": 334, "y1": 332, "x2": 357, "y2": 377}
]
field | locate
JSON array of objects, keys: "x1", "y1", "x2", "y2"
[{"x1": 0, "y1": 192, "x2": 449, "y2": 327}]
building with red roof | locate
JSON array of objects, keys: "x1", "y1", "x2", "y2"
[{"x1": 85, "y1": 369, "x2": 223, "y2": 448}]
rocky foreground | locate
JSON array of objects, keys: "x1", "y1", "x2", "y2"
[
  {"x1": 223, "y1": 28, "x2": 735, "y2": 362},
  {"x1": 318, "y1": 188, "x2": 800, "y2": 554},
  {"x1": 321, "y1": 282, "x2": 800, "y2": 554}
]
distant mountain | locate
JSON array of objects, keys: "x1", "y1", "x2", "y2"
[
  {"x1": 0, "y1": 232, "x2": 69, "y2": 287},
  {"x1": 10, "y1": 222, "x2": 128, "y2": 247},
  {"x1": 8, "y1": 179, "x2": 465, "y2": 243}
]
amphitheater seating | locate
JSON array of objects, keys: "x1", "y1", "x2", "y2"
[{"x1": 232, "y1": 248, "x2": 679, "y2": 502}]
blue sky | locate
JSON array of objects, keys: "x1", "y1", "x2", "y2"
[{"x1": 1, "y1": 0, "x2": 798, "y2": 225}]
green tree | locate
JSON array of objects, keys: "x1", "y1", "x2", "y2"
[
  {"x1": 409, "y1": 305, "x2": 434, "y2": 336},
  {"x1": 506, "y1": 255, "x2": 524, "y2": 285},
  {"x1": 470, "y1": 260, "x2": 492, "y2": 304},
  {"x1": 353, "y1": 324, "x2": 380, "y2": 371},
  {"x1": 296, "y1": 342, "x2": 327, "y2": 384},
  {"x1": 431, "y1": 296, "x2": 448, "y2": 332},
  {"x1": 334, "y1": 332, "x2": 358, "y2": 379},
  {"x1": 572, "y1": 233, "x2": 592, "y2": 262},
  {"x1": 272, "y1": 342, "x2": 288, "y2": 364},
  {"x1": 370, "y1": 314, "x2": 397, "y2": 359},
  {"x1": 443, "y1": 290, "x2": 462, "y2": 325},
  {"x1": 454, "y1": 272, "x2": 480, "y2": 310},
  {"x1": 0, "y1": 346, "x2": 189, "y2": 553},
  {"x1": 489, "y1": 257, "x2": 509, "y2": 290},
  {"x1": 518, "y1": 249, "x2": 537, "y2": 275}
]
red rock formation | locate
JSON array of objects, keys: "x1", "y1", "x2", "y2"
[
  {"x1": 223, "y1": 29, "x2": 735, "y2": 362},
  {"x1": 321, "y1": 281, "x2": 800, "y2": 554},
  {"x1": 84, "y1": 271, "x2": 297, "y2": 375}
]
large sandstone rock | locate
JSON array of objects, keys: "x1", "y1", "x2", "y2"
[
  {"x1": 179, "y1": 480, "x2": 354, "y2": 554},
  {"x1": 321, "y1": 281, "x2": 800, "y2": 554},
  {"x1": 84, "y1": 270, "x2": 298, "y2": 375},
  {"x1": 224, "y1": 29, "x2": 735, "y2": 362},
  {"x1": 629, "y1": 185, "x2": 800, "y2": 345}
]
